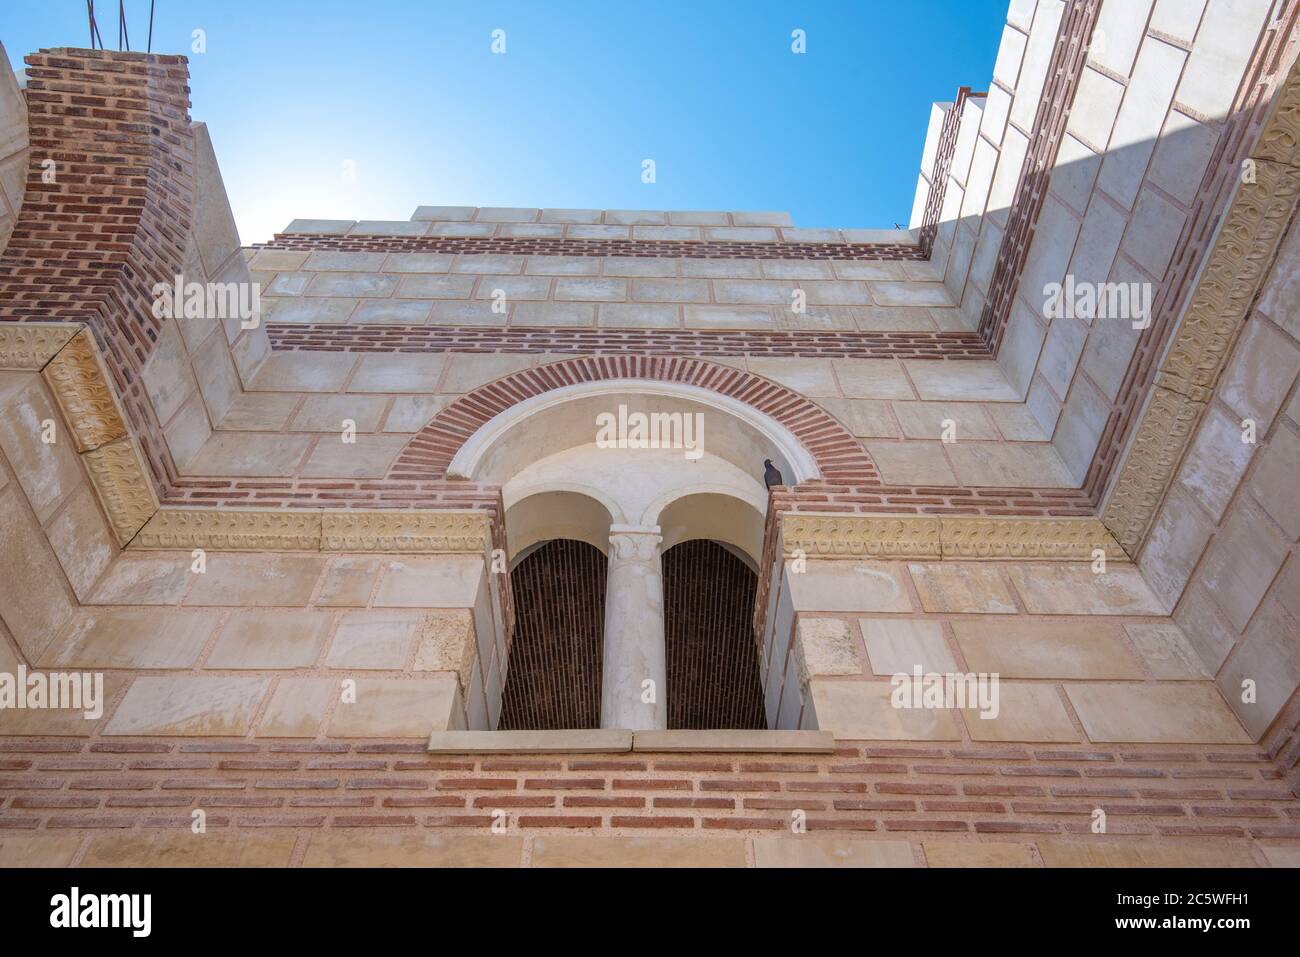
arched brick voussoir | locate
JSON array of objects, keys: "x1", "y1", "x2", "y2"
[{"x1": 387, "y1": 355, "x2": 880, "y2": 484}]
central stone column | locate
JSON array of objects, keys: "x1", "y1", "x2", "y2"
[{"x1": 601, "y1": 524, "x2": 668, "y2": 730}]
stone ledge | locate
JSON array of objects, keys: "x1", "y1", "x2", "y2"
[
  {"x1": 425, "y1": 729, "x2": 836, "y2": 753},
  {"x1": 781, "y1": 513, "x2": 1128, "y2": 562},
  {"x1": 133, "y1": 507, "x2": 493, "y2": 554},
  {"x1": 427, "y1": 730, "x2": 633, "y2": 753},
  {"x1": 631, "y1": 730, "x2": 836, "y2": 752}
]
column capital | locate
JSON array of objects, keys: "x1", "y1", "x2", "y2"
[{"x1": 608, "y1": 524, "x2": 662, "y2": 563}]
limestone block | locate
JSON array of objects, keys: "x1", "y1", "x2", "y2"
[
  {"x1": 962, "y1": 682, "x2": 1079, "y2": 742},
  {"x1": 346, "y1": 353, "x2": 445, "y2": 392},
  {"x1": 808, "y1": 680, "x2": 962, "y2": 740},
  {"x1": 304, "y1": 833, "x2": 522, "y2": 868},
  {"x1": 1137, "y1": 487, "x2": 1214, "y2": 612},
  {"x1": 1174, "y1": 0, "x2": 1272, "y2": 120},
  {"x1": 909, "y1": 563, "x2": 1019, "y2": 613},
  {"x1": 532, "y1": 836, "x2": 745, "y2": 868},
  {"x1": 796, "y1": 618, "x2": 862, "y2": 678},
  {"x1": 192, "y1": 123, "x2": 242, "y2": 276},
  {"x1": 1064, "y1": 683, "x2": 1251, "y2": 743},
  {"x1": 754, "y1": 838, "x2": 915, "y2": 868},
  {"x1": 0, "y1": 836, "x2": 82, "y2": 868},
  {"x1": 1037, "y1": 839, "x2": 1257, "y2": 868},
  {"x1": 39, "y1": 608, "x2": 219, "y2": 669},
  {"x1": 315, "y1": 556, "x2": 381, "y2": 606},
  {"x1": 183, "y1": 554, "x2": 326, "y2": 606},
  {"x1": 787, "y1": 562, "x2": 912, "y2": 614},
  {"x1": 0, "y1": 373, "x2": 87, "y2": 524},
  {"x1": 0, "y1": 487, "x2": 75, "y2": 660},
  {"x1": 300, "y1": 434, "x2": 408, "y2": 479},
  {"x1": 246, "y1": 352, "x2": 357, "y2": 392},
  {"x1": 864, "y1": 441, "x2": 957, "y2": 485},
  {"x1": 1123, "y1": 622, "x2": 1211, "y2": 679},
  {"x1": 1218, "y1": 320, "x2": 1300, "y2": 434},
  {"x1": 89, "y1": 553, "x2": 194, "y2": 604},
  {"x1": 1006, "y1": 564, "x2": 1165, "y2": 615},
  {"x1": 953, "y1": 619, "x2": 1143, "y2": 679},
  {"x1": 206, "y1": 609, "x2": 334, "y2": 668},
  {"x1": 44, "y1": 483, "x2": 117, "y2": 601},
  {"x1": 1096, "y1": 36, "x2": 1184, "y2": 209},
  {"x1": 373, "y1": 555, "x2": 485, "y2": 608},
  {"x1": 256, "y1": 678, "x2": 336, "y2": 737},
  {"x1": 923, "y1": 842, "x2": 1038, "y2": 867},
  {"x1": 830, "y1": 358, "x2": 914, "y2": 399},
  {"x1": 326, "y1": 676, "x2": 462, "y2": 737},
  {"x1": 83, "y1": 833, "x2": 295, "y2": 868},
  {"x1": 860, "y1": 619, "x2": 957, "y2": 675},
  {"x1": 104, "y1": 676, "x2": 270, "y2": 735},
  {"x1": 1194, "y1": 499, "x2": 1289, "y2": 631},
  {"x1": 1215, "y1": 593, "x2": 1300, "y2": 740},
  {"x1": 1248, "y1": 426, "x2": 1300, "y2": 541}
]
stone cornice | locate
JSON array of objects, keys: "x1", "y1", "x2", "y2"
[
  {"x1": 40, "y1": 329, "x2": 129, "y2": 452},
  {"x1": 1102, "y1": 52, "x2": 1300, "y2": 554},
  {"x1": 779, "y1": 513, "x2": 1127, "y2": 562},
  {"x1": 0, "y1": 323, "x2": 78, "y2": 370},
  {"x1": 133, "y1": 507, "x2": 493, "y2": 554}
]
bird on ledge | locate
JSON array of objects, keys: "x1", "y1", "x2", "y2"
[{"x1": 763, "y1": 459, "x2": 784, "y2": 490}]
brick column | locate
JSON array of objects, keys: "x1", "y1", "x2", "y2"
[{"x1": 601, "y1": 525, "x2": 668, "y2": 730}]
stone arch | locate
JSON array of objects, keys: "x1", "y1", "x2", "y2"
[{"x1": 388, "y1": 355, "x2": 877, "y2": 484}]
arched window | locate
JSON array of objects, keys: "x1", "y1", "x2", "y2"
[
  {"x1": 663, "y1": 539, "x2": 766, "y2": 729},
  {"x1": 497, "y1": 539, "x2": 606, "y2": 730}
]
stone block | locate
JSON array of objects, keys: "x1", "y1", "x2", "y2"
[
  {"x1": 909, "y1": 562, "x2": 1019, "y2": 613},
  {"x1": 754, "y1": 838, "x2": 915, "y2": 868},
  {"x1": 0, "y1": 373, "x2": 87, "y2": 524},
  {"x1": 304, "y1": 832, "x2": 522, "y2": 867},
  {"x1": 1064, "y1": 683, "x2": 1251, "y2": 743},
  {"x1": 809, "y1": 680, "x2": 962, "y2": 740},
  {"x1": 206, "y1": 609, "x2": 334, "y2": 668},
  {"x1": 963, "y1": 682, "x2": 1079, "y2": 742},
  {"x1": 104, "y1": 676, "x2": 269, "y2": 735},
  {"x1": 82, "y1": 833, "x2": 295, "y2": 868},
  {"x1": 39, "y1": 608, "x2": 219, "y2": 669},
  {"x1": 953, "y1": 619, "x2": 1143, "y2": 678},
  {"x1": 326, "y1": 676, "x2": 462, "y2": 737},
  {"x1": 533, "y1": 835, "x2": 745, "y2": 867}
]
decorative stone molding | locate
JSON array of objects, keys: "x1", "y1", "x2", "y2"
[
  {"x1": 779, "y1": 513, "x2": 1126, "y2": 562},
  {"x1": 83, "y1": 437, "x2": 161, "y2": 546},
  {"x1": 135, "y1": 507, "x2": 323, "y2": 551},
  {"x1": 0, "y1": 323, "x2": 77, "y2": 370},
  {"x1": 131, "y1": 507, "x2": 494, "y2": 554},
  {"x1": 1102, "y1": 58, "x2": 1300, "y2": 555},
  {"x1": 41, "y1": 330, "x2": 128, "y2": 452},
  {"x1": 321, "y1": 510, "x2": 493, "y2": 553}
]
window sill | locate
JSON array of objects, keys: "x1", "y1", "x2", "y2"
[{"x1": 426, "y1": 729, "x2": 834, "y2": 754}]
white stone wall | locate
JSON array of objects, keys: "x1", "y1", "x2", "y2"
[
  {"x1": 915, "y1": 0, "x2": 1279, "y2": 482},
  {"x1": 0, "y1": 41, "x2": 29, "y2": 254}
]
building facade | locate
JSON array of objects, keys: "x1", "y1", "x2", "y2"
[{"x1": 0, "y1": 0, "x2": 1298, "y2": 868}]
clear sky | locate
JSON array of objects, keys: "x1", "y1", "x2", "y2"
[{"x1": 4, "y1": 1, "x2": 1008, "y2": 243}]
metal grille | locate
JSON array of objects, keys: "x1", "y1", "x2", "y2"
[
  {"x1": 497, "y1": 539, "x2": 606, "y2": 730},
  {"x1": 664, "y1": 540, "x2": 766, "y2": 730}
]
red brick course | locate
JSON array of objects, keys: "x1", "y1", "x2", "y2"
[{"x1": 1, "y1": 736, "x2": 1293, "y2": 850}]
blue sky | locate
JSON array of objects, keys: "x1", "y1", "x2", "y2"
[{"x1": 4, "y1": 1, "x2": 1007, "y2": 243}]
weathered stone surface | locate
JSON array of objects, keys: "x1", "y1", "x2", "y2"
[
  {"x1": 104, "y1": 676, "x2": 270, "y2": 736},
  {"x1": 860, "y1": 619, "x2": 957, "y2": 675},
  {"x1": 953, "y1": 619, "x2": 1144, "y2": 678},
  {"x1": 963, "y1": 683, "x2": 1079, "y2": 743},
  {"x1": 327, "y1": 676, "x2": 462, "y2": 737},
  {"x1": 1036, "y1": 840, "x2": 1258, "y2": 868},
  {"x1": 82, "y1": 833, "x2": 296, "y2": 868},
  {"x1": 754, "y1": 838, "x2": 915, "y2": 868},
  {"x1": 788, "y1": 562, "x2": 912, "y2": 613},
  {"x1": 532, "y1": 836, "x2": 746, "y2": 868},
  {"x1": 0, "y1": 835, "x2": 83, "y2": 867},
  {"x1": 184, "y1": 553, "x2": 326, "y2": 606},
  {"x1": 1064, "y1": 683, "x2": 1251, "y2": 744},
  {"x1": 304, "y1": 832, "x2": 522, "y2": 868},
  {"x1": 0, "y1": 487, "x2": 75, "y2": 660},
  {"x1": 206, "y1": 609, "x2": 334, "y2": 669},
  {"x1": 923, "y1": 841, "x2": 1038, "y2": 867},
  {"x1": 0, "y1": 373, "x2": 86, "y2": 523},
  {"x1": 39, "y1": 608, "x2": 220, "y2": 669},
  {"x1": 257, "y1": 678, "x2": 336, "y2": 737},
  {"x1": 809, "y1": 680, "x2": 962, "y2": 740},
  {"x1": 1006, "y1": 564, "x2": 1165, "y2": 615},
  {"x1": 796, "y1": 617, "x2": 862, "y2": 677},
  {"x1": 909, "y1": 562, "x2": 1018, "y2": 613}
]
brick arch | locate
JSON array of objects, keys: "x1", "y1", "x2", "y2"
[{"x1": 388, "y1": 355, "x2": 878, "y2": 484}]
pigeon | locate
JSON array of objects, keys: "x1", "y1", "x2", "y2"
[{"x1": 763, "y1": 459, "x2": 784, "y2": 490}]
